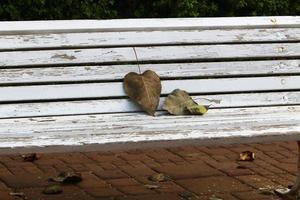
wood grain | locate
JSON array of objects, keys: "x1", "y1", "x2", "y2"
[
  {"x1": 1, "y1": 43, "x2": 299, "y2": 67},
  {"x1": 0, "y1": 106, "x2": 299, "y2": 148},
  {"x1": 1, "y1": 76, "x2": 299, "y2": 102},
  {"x1": 1, "y1": 28, "x2": 299, "y2": 50},
  {"x1": 1, "y1": 60, "x2": 299, "y2": 84}
]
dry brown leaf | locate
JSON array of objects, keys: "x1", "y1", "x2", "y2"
[
  {"x1": 148, "y1": 173, "x2": 171, "y2": 182},
  {"x1": 239, "y1": 151, "x2": 255, "y2": 161},
  {"x1": 49, "y1": 172, "x2": 82, "y2": 184},
  {"x1": 22, "y1": 153, "x2": 38, "y2": 162},
  {"x1": 163, "y1": 89, "x2": 208, "y2": 115},
  {"x1": 124, "y1": 70, "x2": 161, "y2": 116},
  {"x1": 43, "y1": 185, "x2": 63, "y2": 195}
]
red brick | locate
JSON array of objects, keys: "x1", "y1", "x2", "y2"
[
  {"x1": 107, "y1": 178, "x2": 139, "y2": 187},
  {"x1": 0, "y1": 174, "x2": 49, "y2": 188},
  {"x1": 0, "y1": 181, "x2": 9, "y2": 191},
  {"x1": 119, "y1": 164, "x2": 156, "y2": 178},
  {"x1": 20, "y1": 186, "x2": 96, "y2": 200},
  {"x1": 116, "y1": 193, "x2": 181, "y2": 200},
  {"x1": 274, "y1": 162, "x2": 297, "y2": 175},
  {"x1": 233, "y1": 191, "x2": 278, "y2": 200},
  {"x1": 197, "y1": 193, "x2": 239, "y2": 200},
  {"x1": 22, "y1": 165, "x2": 43, "y2": 174},
  {"x1": 118, "y1": 185, "x2": 156, "y2": 195},
  {"x1": 78, "y1": 172, "x2": 108, "y2": 188},
  {"x1": 145, "y1": 149, "x2": 184, "y2": 163},
  {"x1": 84, "y1": 163, "x2": 104, "y2": 172},
  {"x1": 251, "y1": 143, "x2": 286, "y2": 152},
  {"x1": 153, "y1": 161, "x2": 222, "y2": 179},
  {"x1": 155, "y1": 181, "x2": 185, "y2": 193},
  {"x1": 178, "y1": 176, "x2": 251, "y2": 195},
  {"x1": 85, "y1": 187, "x2": 123, "y2": 198},
  {"x1": 236, "y1": 175, "x2": 279, "y2": 189},
  {"x1": 0, "y1": 190, "x2": 14, "y2": 200},
  {"x1": 94, "y1": 169, "x2": 129, "y2": 179},
  {"x1": 84, "y1": 152, "x2": 123, "y2": 163}
]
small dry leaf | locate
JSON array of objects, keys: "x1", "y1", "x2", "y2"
[
  {"x1": 22, "y1": 153, "x2": 38, "y2": 162},
  {"x1": 163, "y1": 89, "x2": 208, "y2": 115},
  {"x1": 49, "y1": 172, "x2": 82, "y2": 184},
  {"x1": 124, "y1": 70, "x2": 161, "y2": 116},
  {"x1": 148, "y1": 173, "x2": 171, "y2": 182},
  {"x1": 239, "y1": 151, "x2": 255, "y2": 161},
  {"x1": 43, "y1": 185, "x2": 63, "y2": 195},
  {"x1": 144, "y1": 184, "x2": 160, "y2": 189}
]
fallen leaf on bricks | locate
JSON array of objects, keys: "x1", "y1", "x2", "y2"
[
  {"x1": 144, "y1": 184, "x2": 160, "y2": 189},
  {"x1": 49, "y1": 172, "x2": 82, "y2": 184},
  {"x1": 43, "y1": 185, "x2": 63, "y2": 195},
  {"x1": 124, "y1": 70, "x2": 161, "y2": 116},
  {"x1": 163, "y1": 89, "x2": 208, "y2": 115},
  {"x1": 148, "y1": 173, "x2": 171, "y2": 182},
  {"x1": 239, "y1": 151, "x2": 255, "y2": 161},
  {"x1": 22, "y1": 153, "x2": 38, "y2": 162}
]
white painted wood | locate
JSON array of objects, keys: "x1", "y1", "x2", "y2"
[
  {"x1": 1, "y1": 43, "x2": 299, "y2": 67},
  {"x1": 0, "y1": 17, "x2": 299, "y2": 35},
  {"x1": 0, "y1": 76, "x2": 299, "y2": 102},
  {"x1": 1, "y1": 60, "x2": 299, "y2": 84},
  {"x1": 0, "y1": 106, "x2": 299, "y2": 148},
  {"x1": 1, "y1": 92, "x2": 299, "y2": 118},
  {"x1": 1, "y1": 28, "x2": 299, "y2": 50}
]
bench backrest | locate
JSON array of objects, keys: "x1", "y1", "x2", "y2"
[{"x1": 0, "y1": 17, "x2": 299, "y2": 119}]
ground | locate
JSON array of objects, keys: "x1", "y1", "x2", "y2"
[{"x1": 0, "y1": 141, "x2": 297, "y2": 200}]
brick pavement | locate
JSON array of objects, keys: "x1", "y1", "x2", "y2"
[{"x1": 0, "y1": 141, "x2": 298, "y2": 200}]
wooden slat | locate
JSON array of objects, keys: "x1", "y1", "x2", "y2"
[
  {"x1": 0, "y1": 106, "x2": 299, "y2": 148},
  {"x1": 1, "y1": 92, "x2": 299, "y2": 118},
  {"x1": 1, "y1": 60, "x2": 299, "y2": 84},
  {"x1": 0, "y1": 76, "x2": 299, "y2": 102},
  {"x1": 0, "y1": 17, "x2": 299, "y2": 35},
  {"x1": 1, "y1": 43, "x2": 299, "y2": 67},
  {"x1": 1, "y1": 28, "x2": 299, "y2": 50}
]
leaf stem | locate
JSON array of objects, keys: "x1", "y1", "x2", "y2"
[{"x1": 133, "y1": 47, "x2": 141, "y2": 74}]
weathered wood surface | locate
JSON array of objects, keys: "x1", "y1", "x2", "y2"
[
  {"x1": 1, "y1": 43, "x2": 299, "y2": 67},
  {"x1": 1, "y1": 17, "x2": 299, "y2": 35},
  {"x1": 1, "y1": 60, "x2": 299, "y2": 84},
  {"x1": 1, "y1": 28, "x2": 299, "y2": 50},
  {"x1": 1, "y1": 76, "x2": 299, "y2": 102},
  {"x1": 0, "y1": 106, "x2": 299, "y2": 148},
  {"x1": 1, "y1": 92, "x2": 299, "y2": 118}
]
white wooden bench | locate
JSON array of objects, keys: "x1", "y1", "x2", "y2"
[{"x1": 0, "y1": 16, "x2": 300, "y2": 196}]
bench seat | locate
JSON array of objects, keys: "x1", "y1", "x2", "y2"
[
  {"x1": 0, "y1": 16, "x2": 299, "y2": 151},
  {"x1": 1, "y1": 106, "x2": 300, "y2": 149}
]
